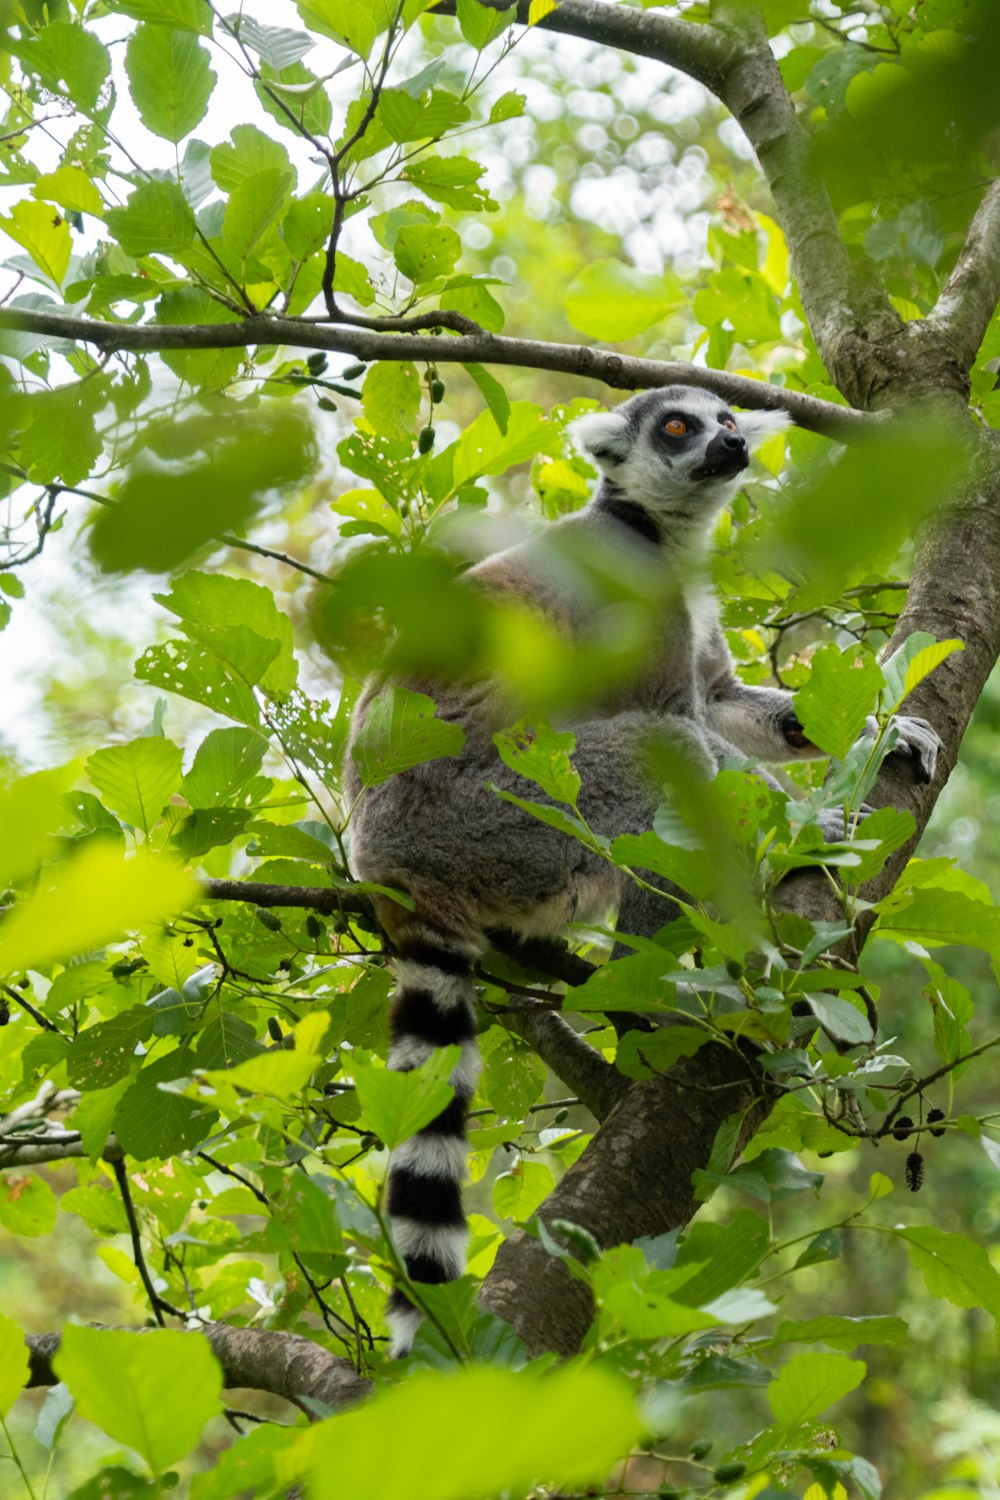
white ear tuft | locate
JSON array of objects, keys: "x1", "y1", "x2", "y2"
[
  {"x1": 735, "y1": 406, "x2": 793, "y2": 448},
  {"x1": 569, "y1": 410, "x2": 631, "y2": 473}
]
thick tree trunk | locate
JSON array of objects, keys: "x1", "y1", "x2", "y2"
[{"x1": 481, "y1": 1042, "x2": 769, "y2": 1354}]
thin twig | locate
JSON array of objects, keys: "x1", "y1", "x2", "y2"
[{"x1": 109, "y1": 1151, "x2": 185, "y2": 1326}]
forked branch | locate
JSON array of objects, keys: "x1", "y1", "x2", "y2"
[{"x1": 927, "y1": 178, "x2": 1000, "y2": 372}]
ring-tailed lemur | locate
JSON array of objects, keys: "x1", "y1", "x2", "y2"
[{"x1": 343, "y1": 385, "x2": 942, "y2": 1355}]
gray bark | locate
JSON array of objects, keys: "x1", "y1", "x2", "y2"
[{"x1": 26, "y1": 1325, "x2": 370, "y2": 1413}]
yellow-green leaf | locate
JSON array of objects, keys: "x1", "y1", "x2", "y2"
[
  {"x1": 0, "y1": 845, "x2": 195, "y2": 974},
  {"x1": 0, "y1": 199, "x2": 71, "y2": 286},
  {"x1": 33, "y1": 166, "x2": 103, "y2": 217},
  {"x1": 0, "y1": 1313, "x2": 29, "y2": 1417},
  {"x1": 86, "y1": 736, "x2": 183, "y2": 836},
  {"x1": 768, "y1": 1351, "x2": 866, "y2": 1430},
  {"x1": 307, "y1": 1364, "x2": 639, "y2": 1500},
  {"x1": 54, "y1": 1326, "x2": 222, "y2": 1475}
]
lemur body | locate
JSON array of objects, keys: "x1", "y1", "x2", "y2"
[{"x1": 344, "y1": 386, "x2": 941, "y2": 1354}]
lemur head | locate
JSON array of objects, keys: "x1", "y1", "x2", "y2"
[{"x1": 571, "y1": 385, "x2": 791, "y2": 536}]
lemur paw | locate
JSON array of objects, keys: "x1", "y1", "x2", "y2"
[
  {"x1": 867, "y1": 714, "x2": 943, "y2": 785},
  {"x1": 816, "y1": 807, "x2": 874, "y2": 843}
]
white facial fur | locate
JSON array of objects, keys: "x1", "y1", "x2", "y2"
[{"x1": 570, "y1": 388, "x2": 792, "y2": 524}]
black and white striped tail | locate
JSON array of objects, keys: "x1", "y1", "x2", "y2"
[{"x1": 384, "y1": 925, "x2": 481, "y2": 1356}]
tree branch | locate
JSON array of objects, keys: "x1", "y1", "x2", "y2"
[
  {"x1": 25, "y1": 1326, "x2": 371, "y2": 1413},
  {"x1": 435, "y1": 0, "x2": 730, "y2": 88},
  {"x1": 927, "y1": 178, "x2": 1000, "y2": 372},
  {"x1": 480, "y1": 1040, "x2": 769, "y2": 1354},
  {"x1": 0, "y1": 1130, "x2": 85, "y2": 1168},
  {"x1": 496, "y1": 1008, "x2": 626, "y2": 1120},
  {"x1": 0, "y1": 308, "x2": 871, "y2": 439}
]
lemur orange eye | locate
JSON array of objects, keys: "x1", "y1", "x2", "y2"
[
  {"x1": 721, "y1": 418, "x2": 738, "y2": 432},
  {"x1": 664, "y1": 418, "x2": 687, "y2": 436}
]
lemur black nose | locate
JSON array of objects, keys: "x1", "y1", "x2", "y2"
[{"x1": 721, "y1": 431, "x2": 747, "y2": 453}]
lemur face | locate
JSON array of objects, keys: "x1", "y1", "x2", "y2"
[{"x1": 571, "y1": 385, "x2": 791, "y2": 526}]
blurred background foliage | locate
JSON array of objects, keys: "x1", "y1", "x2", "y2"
[{"x1": 0, "y1": 0, "x2": 1000, "y2": 1495}]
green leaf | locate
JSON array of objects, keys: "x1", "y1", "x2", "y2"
[
  {"x1": 0, "y1": 200, "x2": 71, "y2": 287},
  {"x1": 68, "y1": 1007, "x2": 154, "y2": 1089},
  {"x1": 794, "y1": 644, "x2": 884, "y2": 760},
  {"x1": 136, "y1": 640, "x2": 261, "y2": 728},
  {"x1": 0, "y1": 846, "x2": 194, "y2": 975},
  {"x1": 490, "y1": 91, "x2": 526, "y2": 122},
  {"x1": 351, "y1": 686, "x2": 465, "y2": 787},
  {"x1": 804, "y1": 991, "x2": 873, "y2": 1045},
  {"x1": 0, "y1": 763, "x2": 78, "y2": 887},
  {"x1": 899, "y1": 636, "x2": 964, "y2": 704},
  {"x1": 20, "y1": 380, "x2": 107, "y2": 486},
  {"x1": 362, "y1": 361, "x2": 421, "y2": 440},
  {"x1": 182, "y1": 727, "x2": 266, "y2": 808},
  {"x1": 297, "y1": 0, "x2": 380, "y2": 57},
  {"x1": 92, "y1": 409, "x2": 315, "y2": 577},
  {"x1": 493, "y1": 1159, "x2": 555, "y2": 1221},
  {"x1": 86, "y1": 737, "x2": 183, "y2": 835},
  {"x1": 0, "y1": 1173, "x2": 57, "y2": 1237},
  {"x1": 380, "y1": 87, "x2": 471, "y2": 143},
  {"x1": 333, "y1": 250, "x2": 375, "y2": 306},
  {"x1": 875, "y1": 884, "x2": 1000, "y2": 951},
  {"x1": 193, "y1": 1013, "x2": 262, "y2": 1071},
  {"x1": 210, "y1": 124, "x2": 295, "y2": 193},
  {"x1": 455, "y1": 0, "x2": 516, "y2": 49},
  {"x1": 0, "y1": 1313, "x2": 30, "y2": 1417},
  {"x1": 284, "y1": 191, "x2": 335, "y2": 259},
  {"x1": 453, "y1": 401, "x2": 558, "y2": 486},
  {"x1": 308, "y1": 1364, "x2": 638, "y2": 1499},
  {"x1": 208, "y1": 1046, "x2": 320, "y2": 1102},
  {"x1": 33, "y1": 166, "x2": 103, "y2": 218},
  {"x1": 494, "y1": 720, "x2": 580, "y2": 802},
  {"x1": 565, "y1": 259, "x2": 683, "y2": 340},
  {"x1": 672, "y1": 1209, "x2": 770, "y2": 1306},
  {"x1": 490, "y1": 787, "x2": 598, "y2": 848},
  {"x1": 697, "y1": 1148, "x2": 824, "y2": 1204},
  {"x1": 463, "y1": 363, "x2": 510, "y2": 433},
  {"x1": 222, "y1": 167, "x2": 293, "y2": 266},
  {"x1": 54, "y1": 1327, "x2": 222, "y2": 1474},
  {"x1": 767, "y1": 1351, "x2": 866, "y2": 1430},
  {"x1": 481, "y1": 1035, "x2": 546, "y2": 1116},
  {"x1": 611, "y1": 832, "x2": 715, "y2": 903},
  {"x1": 771, "y1": 1314, "x2": 908, "y2": 1351},
  {"x1": 404, "y1": 155, "x2": 497, "y2": 212},
  {"x1": 114, "y1": 1051, "x2": 215, "y2": 1160},
  {"x1": 615, "y1": 1023, "x2": 713, "y2": 1079},
  {"x1": 125, "y1": 25, "x2": 216, "y2": 142},
  {"x1": 106, "y1": 0, "x2": 211, "y2": 29},
  {"x1": 571, "y1": 952, "x2": 680, "y2": 1013},
  {"x1": 842, "y1": 807, "x2": 916, "y2": 885},
  {"x1": 16, "y1": 21, "x2": 110, "y2": 110},
  {"x1": 105, "y1": 181, "x2": 196, "y2": 258},
  {"x1": 898, "y1": 1225, "x2": 1000, "y2": 1321},
  {"x1": 394, "y1": 224, "x2": 462, "y2": 284},
  {"x1": 230, "y1": 17, "x2": 314, "y2": 71},
  {"x1": 256, "y1": 60, "x2": 333, "y2": 137},
  {"x1": 353, "y1": 1051, "x2": 457, "y2": 1149}
]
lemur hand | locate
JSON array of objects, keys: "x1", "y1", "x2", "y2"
[{"x1": 865, "y1": 715, "x2": 943, "y2": 785}]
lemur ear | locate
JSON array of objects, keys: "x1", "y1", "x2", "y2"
[
  {"x1": 735, "y1": 407, "x2": 793, "y2": 448},
  {"x1": 570, "y1": 410, "x2": 631, "y2": 473}
]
